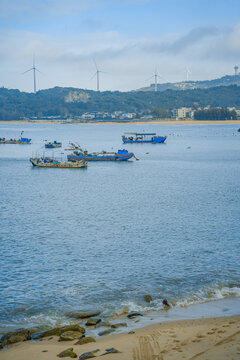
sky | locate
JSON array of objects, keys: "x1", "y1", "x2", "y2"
[{"x1": 0, "y1": 0, "x2": 240, "y2": 92}]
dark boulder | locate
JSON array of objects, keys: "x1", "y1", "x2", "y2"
[
  {"x1": 1, "y1": 329, "x2": 31, "y2": 346},
  {"x1": 98, "y1": 329, "x2": 115, "y2": 336},
  {"x1": 35, "y1": 324, "x2": 85, "y2": 339},
  {"x1": 101, "y1": 348, "x2": 121, "y2": 355},
  {"x1": 85, "y1": 318, "x2": 101, "y2": 326},
  {"x1": 57, "y1": 348, "x2": 77, "y2": 358},
  {"x1": 79, "y1": 351, "x2": 97, "y2": 359},
  {"x1": 144, "y1": 295, "x2": 153, "y2": 303},
  {"x1": 95, "y1": 322, "x2": 112, "y2": 328},
  {"x1": 111, "y1": 323, "x2": 127, "y2": 329},
  {"x1": 127, "y1": 311, "x2": 143, "y2": 319},
  {"x1": 74, "y1": 337, "x2": 96, "y2": 345},
  {"x1": 59, "y1": 331, "x2": 84, "y2": 342},
  {"x1": 162, "y1": 299, "x2": 171, "y2": 308}
]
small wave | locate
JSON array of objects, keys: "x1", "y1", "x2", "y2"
[{"x1": 118, "y1": 283, "x2": 240, "y2": 314}]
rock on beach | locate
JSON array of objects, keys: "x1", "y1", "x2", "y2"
[
  {"x1": 34, "y1": 324, "x2": 85, "y2": 339},
  {"x1": 1, "y1": 329, "x2": 31, "y2": 346},
  {"x1": 85, "y1": 318, "x2": 101, "y2": 326},
  {"x1": 59, "y1": 331, "x2": 85, "y2": 342},
  {"x1": 68, "y1": 311, "x2": 101, "y2": 319},
  {"x1": 127, "y1": 311, "x2": 143, "y2": 319},
  {"x1": 57, "y1": 348, "x2": 77, "y2": 358},
  {"x1": 74, "y1": 337, "x2": 96, "y2": 345}
]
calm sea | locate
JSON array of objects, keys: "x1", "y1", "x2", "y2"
[{"x1": 0, "y1": 123, "x2": 240, "y2": 332}]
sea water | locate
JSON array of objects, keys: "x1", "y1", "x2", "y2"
[{"x1": 0, "y1": 123, "x2": 240, "y2": 332}]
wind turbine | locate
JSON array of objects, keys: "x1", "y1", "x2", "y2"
[
  {"x1": 146, "y1": 66, "x2": 166, "y2": 92},
  {"x1": 23, "y1": 56, "x2": 40, "y2": 93},
  {"x1": 185, "y1": 67, "x2": 191, "y2": 82},
  {"x1": 91, "y1": 60, "x2": 106, "y2": 91}
]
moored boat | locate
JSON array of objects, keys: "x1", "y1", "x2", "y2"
[
  {"x1": 30, "y1": 157, "x2": 87, "y2": 168},
  {"x1": 0, "y1": 131, "x2": 31, "y2": 144},
  {"x1": 66, "y1": 143, "x2": 134, "y2": 161},
  {"x1": 45, "y1": 141, "x2": 62, "y2": 148},
  {"x1": 122, "y1": 132, "x2": 167, "y2": 143}
]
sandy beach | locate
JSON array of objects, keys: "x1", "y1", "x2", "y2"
[
  {"x1": 0, "y1": 315, "x2": 239, "y2": 360},
  {"x1": 1, "y1": 119, "x2": 240, "y2": 125}
]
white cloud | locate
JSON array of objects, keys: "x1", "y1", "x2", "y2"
[{"x1": 0, "y1": 22, "x2": 239, "y2": 92}]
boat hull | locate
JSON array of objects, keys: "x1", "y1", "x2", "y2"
[
  {"x1": 67, "y1": 153, "x2": 134, "y2": 161},
  {"x1": 45, "y1": 144, "x2": 62, "y2": 148},
  {"x1": 0, "y1": 138, "x2": 31, "y2": 144},
  {"x1": 30, "y1": 158, "x2": 87, "y2": 168},
  {"x1": 123, "y1": 136, "x2": 166, "y2": 144}
]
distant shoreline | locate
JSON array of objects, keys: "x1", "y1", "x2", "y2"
[{"x1": 1, "y1": 119, "x2": 240, "y2": 125}]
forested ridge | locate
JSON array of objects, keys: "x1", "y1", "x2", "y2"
[{"x1": 1, "y1": 85, "x2": 240, "y2": 120}]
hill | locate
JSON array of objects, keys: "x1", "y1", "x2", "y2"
[
  {"x1": 0, "y1": 85, "x2": 240, "y2": 120},
  {"x1": 139, "y1": 74, "x2": 240, "y2": 92}
]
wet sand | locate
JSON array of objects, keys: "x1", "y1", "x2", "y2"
[{"x1": 1, "y1": 315, "x2": 239, "y2": 360}]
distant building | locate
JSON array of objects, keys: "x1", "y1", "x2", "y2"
[{"x1": 176, "y1": 107, "x2": 194, "y2": 119}]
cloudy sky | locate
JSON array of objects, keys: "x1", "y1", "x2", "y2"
[{"x1": 0, "y1": 0, "x2": 240, "y2": 92}]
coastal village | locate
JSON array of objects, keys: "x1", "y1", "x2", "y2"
[{"x1": 23, "y1": 106, "x2": 240, "y2": 123}]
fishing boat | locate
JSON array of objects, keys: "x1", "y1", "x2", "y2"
[
  {"x1": 66, "y1": 143, "x2": 135, "y2": 161},
  {"x1": 30, "y1": 157, "x2": 87, "y2": 168},
  {"x1": 45, "y1": 141, "x2": 62, "y2": 148},
  {"x1": 122, "y1": 132, "x2": 167, "y2": 143},
  {"x1": 0, "y1": 131, "x2": 31, "y2": 144}
]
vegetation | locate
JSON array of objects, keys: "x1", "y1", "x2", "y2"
[
  {"x1": 194, "y1": 107, "x2": 237, "y2": 120},
  {"x1": 0, "y1": 85, "x2": 240, "y2": 120}
]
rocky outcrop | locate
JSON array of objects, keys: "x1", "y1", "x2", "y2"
[
  {"x1": 68, "y1": 311, "x2": 101, "y2": 319},
  {"x1": 85, "y1": 318, "x2": 101, "y2": 326},
  {"x1": 35, "y1": 324, "x2": 85, "y2": 339},
  {"x1": 144, "y1": 295, "x2": 153, "y2": 303},
  {"x1": 57, "y1": 348, "x2": 77, "y2": 358},
  {"x1": 1, "y1": 329, "x2": 31, "y2": 346},
  {"x1": 127, "y1": 311, "x2": 143, "y2": 319},
  {"x1": 59, "y1": 331, "x2": 85, "y2": 342},
  {"x1": 74, "y1": 337, "x2": 96, "y2": 345}
]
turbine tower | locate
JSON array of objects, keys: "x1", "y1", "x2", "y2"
[
  {"x1": 185, "y1": 67, "x2": 191, "y2": 81},
  {"x1": 146, "y1": 67, "x2": 166, "y2": 92},
  {"x1": 23, "y1": 56, "x2": 40, "y2": 93},
  {"x1": 92, "y1": 60, "x2": 106, "y2": 91},
  {"x1": 234, "y1": 65, "x2": 239, "y2": 76}
]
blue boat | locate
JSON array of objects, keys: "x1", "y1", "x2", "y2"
[
  {"x1": 67, "y1": 144, "x2": 134, "y2": 161},
  {"x1": 0, "y1": 131, "x2": 31, "y2": 144},
  {"x1": 122, "y1": 132, "x2": 167, "y2": 143},
  {"x1": 45, "y1": 141, "x2": 62, "y2": 148}
]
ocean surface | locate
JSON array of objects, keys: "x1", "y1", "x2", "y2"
[{"x1": 0, "y1": 123, "x2": 240, "y2": 333}]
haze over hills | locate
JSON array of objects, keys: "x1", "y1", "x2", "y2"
[
  {"x1": 139, "y1": 74, "x2": 240, "y2": 92},
  {"x1": 1, "y1": 75, "x2": 240, "y2": 120}
]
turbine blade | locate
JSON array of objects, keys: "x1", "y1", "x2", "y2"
[
  {"x1": 22, "y1": 68, "x2": 33, "y2": 74},
  {"x1": 93, "y1": 58, "x2": 98, "y2": 71},
  {"x1": 90, "y1": 72, "x2": 97, "y2": 80},
  {"x1": 145, "y1": 75, "x2": 155, "y2": 81}
]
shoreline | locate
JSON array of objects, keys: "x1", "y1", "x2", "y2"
[
  {"x1": 0, "y1": 314, "x2": 239, "y2": 359},
  {"x1": 1, "y1": 119, "x2": 240, "y2": 125}
]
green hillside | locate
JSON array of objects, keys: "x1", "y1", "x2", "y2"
[{"x1": 0, "y1": 85, "x2": 240, "y2": 120}]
